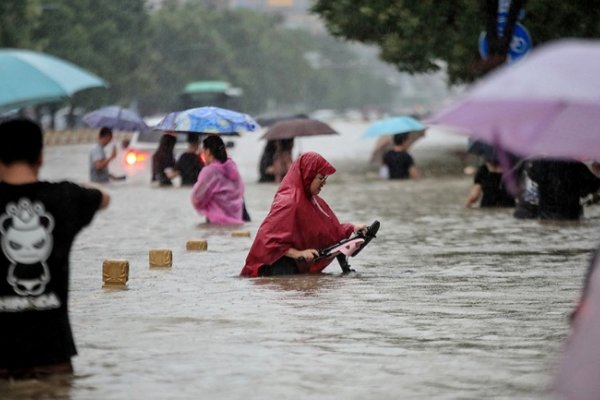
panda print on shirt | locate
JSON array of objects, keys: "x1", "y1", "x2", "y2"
[{"x1": 0, "y1": 199, "x2": 54, "y2": 296}]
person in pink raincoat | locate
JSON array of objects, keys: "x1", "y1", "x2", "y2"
[{"x1": 191, "y1": 135, "x2": 245, "y2": 224}]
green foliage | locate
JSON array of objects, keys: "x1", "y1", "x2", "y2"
[
  {"x1": 137, "y1": 3, "x2": 395, "y2": 115},
  {"x1": 0, "y1": 0, "x2": 41, "y2": 48},
  {"x1": 0, "y1": 2, "x2": 396, "y2": 116},
  {"x1": 312, "y1": 0, "x2": 600, "y2": 84},
  {"x1": 31, "y1": 0, "x2": 150, "y2": 106}
]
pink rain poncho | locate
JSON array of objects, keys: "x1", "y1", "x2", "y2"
[{"x1": 191, "y1": 158, "x2": 244, "y2": 224}]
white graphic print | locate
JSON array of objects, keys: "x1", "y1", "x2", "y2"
[{"x1": 0, "y1": 199, "x2": 54, "y2": 296}]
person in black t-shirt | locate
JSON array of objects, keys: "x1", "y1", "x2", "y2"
[
  {"x1": 175, "y1": 133, "x2": 204, "y2": 186},
  {"x1": 465, "y1": 155, "x2": 516, "y2": 208},
  {"x1": 382, "y1": 133, "x2": 420, "y2": 180},
  {"x1": 529, "y1": 158, "x2": 600, "y2": 221},
  {"x1": 0, "y1": 118, "x2": 110, "y2": 380}
]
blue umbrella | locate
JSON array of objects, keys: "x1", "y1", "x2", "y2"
[
  {"x1": 82, "y1": 106, "x2": 148, "y2": 132},
  {"x1": 154, "y1": 106, "x2": 259, "y2": 135},
  {"x1": 0, "y1": 48, "x2": 107, "y2": 111},
  {"x1": 363, "y1": 116, "x2": 425, "y2": 138}
]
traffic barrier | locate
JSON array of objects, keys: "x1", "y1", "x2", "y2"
[
  {"x1": 102, "y1": 259, "x2": 129, "y2": 289},
  {"x1": 186, "y1": 240, "x2": 208, "y2": 251},
  {"x1": 231, "y1": 230, "x2": 251, "y2": 238},
  {"x1": 149, "y1": 249, "x2": 173, "y2": 268}
]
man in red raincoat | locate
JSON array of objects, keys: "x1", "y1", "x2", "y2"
[{"x1": 241, "y1": 152, "x2": 366, "y2": 277}]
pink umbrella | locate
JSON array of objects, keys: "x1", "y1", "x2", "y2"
[
  {"x1": 552, "y1": 251, "x2": 600, "y2": 400},
  {"x1": 428, "y1": 39, "x2": 600, "y2": 160}
]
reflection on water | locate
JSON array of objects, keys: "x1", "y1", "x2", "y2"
[
  {"x1": 252, "y1": 274, "x2": 343, "y2": 295},
  {"x1": 3, "y1": 130, "x2": 600, "y2": 399},
  {"x1": 0, "y1": 374, "x2": 73, "y2": 400}
]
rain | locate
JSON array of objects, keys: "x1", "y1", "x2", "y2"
[{"x1": 1, "y1": 1, "x2": 600, "y2": 399}]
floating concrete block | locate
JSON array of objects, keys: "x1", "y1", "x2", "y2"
[
  {"x1": 149, "y1": 249, "x2": 173, "y2": 268},
  {"x1": 186, "y1": 240, "x2": 208, "y2": 251},
  {"x1": 102, "y1": 259, "x2": 129, "y2": 288},
  {"x1": 231, "y1": 230, "x2": 251, "y2": 238}
]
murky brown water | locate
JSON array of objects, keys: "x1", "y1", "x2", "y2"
[{"x1": 2, "y1": 122, "x2": 599, "y2": 399}]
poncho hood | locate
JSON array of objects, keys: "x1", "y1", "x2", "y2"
[{"x1": 219, "y1": 158, "x2": 242, "y2": 181}]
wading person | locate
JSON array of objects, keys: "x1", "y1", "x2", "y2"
[
  {"x1": 191, "y1": 135, "x2": 246, "y2": 224},
  {"x1": 175, "y1": 133, "x2": 203, "y2": 186},
  {"x1": 465, "y1": 153, "x2": 516, "y2": 208},
  {"x1": 89, "y1": 127, "x2": 120, "y2": 183},
  {"x1": 0, "y1": 118, "x2": 110, "y2": 379},
  {"x1": 529, "y1": 158, "x2": 600, "y2": 221},
  {"x1": 382, "y1": 132, "x2": 420, "y2": 180},
  {"x1": 240, "y1": 152, "x2": 366, "y2": 277},
  {"x1": 151, "y1": 133, "x2": 177, "y2": 186}
]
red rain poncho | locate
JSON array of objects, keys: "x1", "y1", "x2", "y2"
[{"x1": 240, "y1": 152, "x2": 354, "y2": 277}]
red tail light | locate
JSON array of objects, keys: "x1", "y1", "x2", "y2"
[{"x1": 125, "y1": 150, "x2": 148, "y2": 166}]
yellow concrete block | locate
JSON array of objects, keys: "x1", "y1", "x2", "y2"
[
  {"x1": 102, "y1": 259, "x2": 129, "y2": 288},
  {"x1": 186, "y1": 240, "x2": 208, "y2": 251},
  {"x1": 231, "y1": 230, "x2": 251, "y2": 238},
  {"x1": 149, "y1": 249, "x2": 173, "y2": 267}
]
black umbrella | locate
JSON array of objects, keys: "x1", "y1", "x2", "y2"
[{"x1": 260, "y1": 118, "x2": 337, "y2": 140}]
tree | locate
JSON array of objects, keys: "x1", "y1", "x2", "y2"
[
  {"x1": 311, "y1": 0, "x2": 600, "y2": 84},
  {"x1": 0, "y1": 0, "x2": 41, "y2": 48},
  {"x1": 32, "y1": 0, "x2": 150, "y2": 106},
  {"x1": 1, "y1": 1, "x2": 398, "y2": 116},
  {"x1": 139, "y1": 3, "x2": 395, "y2": 115}
]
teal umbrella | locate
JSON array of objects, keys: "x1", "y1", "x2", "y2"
[
  {"x1": 362, "y1": 116, "x2": 425, "y2": 138},
  {"x1": 0, "y1": 49, "x2": 107, "y2": 111}
]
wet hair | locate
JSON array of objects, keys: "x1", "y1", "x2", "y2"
[
  {"x1": 187, "y1": 133, "x2": 199, "y2": 145},
  {"x1": 393, "y1": 133, "x2": 408, "y2": 146},
  {"x1": 203, "y1": 135, "x2": 227, "y2": 162},
  {"x1": 0, "y1": 118, "x2": 43, "y2": 166},
  {"x1": 99, "y1": 126, "x2": 113, "y2": 138},
  {"x1": 157, "y1": 133, "x2": 177, "y2": 153},
  {"x1": 264, "y1": 140, "x2": 277, "y2": 154},
  {"x1": 278, "y1": 138, "x2": 294, "y2": 152}
]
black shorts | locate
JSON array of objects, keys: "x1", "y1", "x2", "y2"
[{"x1": 258, "y1": 257, "x2": 299, "y2": 276}]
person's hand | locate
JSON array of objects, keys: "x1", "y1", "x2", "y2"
[
  {"x1": 353, "y1": 224, "x2": 368, "y2": 235},
  {"x1": 164, "y1": 167, "x2": 177, "y2": 179},
  {"x1": 296, "y1": 249, "x2": 319, "y2": 262}
]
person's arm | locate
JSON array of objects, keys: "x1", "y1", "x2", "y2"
[
  {"x1": 409, "y1": 165, "x2": 420, "y2": 180},
  {"x1": 191, "y1": 168, "x2": 217, "y2": 209},
  {"x1": 465, "y1": 184, "x2": 482, "y2": 208},
  {"x1": 285, "y1": 247, "x2": 319, "y2": 261},
  {"x1": 99, "y1": 190, "x2": 111, "y2": 209},
  {"x1": 94, "y1": 146, "x2": 116, "y2": 171},
  {"x1": 82, "y1": 183, "x2": 111, "y2": 210},
  {"x1": 164, "y1": 167, "x2": 178, "y2": 179}
]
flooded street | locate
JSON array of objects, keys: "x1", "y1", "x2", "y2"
[{"x1": 3, "y1": 121, "x2": 600, "y2": 400}]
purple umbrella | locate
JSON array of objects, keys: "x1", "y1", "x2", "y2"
[
  {"x1": 429, "y1": 39, "x2": 600, "y2": 399},
  {"x1": 553, "y1": 252, "x2": 600, "y2": 400},
  {"x1": 83, "y1": 106, "x2": 149, "y2": 132},
  {"x1": 428, "y1": 39, "x2": 600, "y2": 161}
]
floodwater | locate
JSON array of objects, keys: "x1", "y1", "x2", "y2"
[{"x1": 2, "y1": 120, "x2": 599, "y2": 400}]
